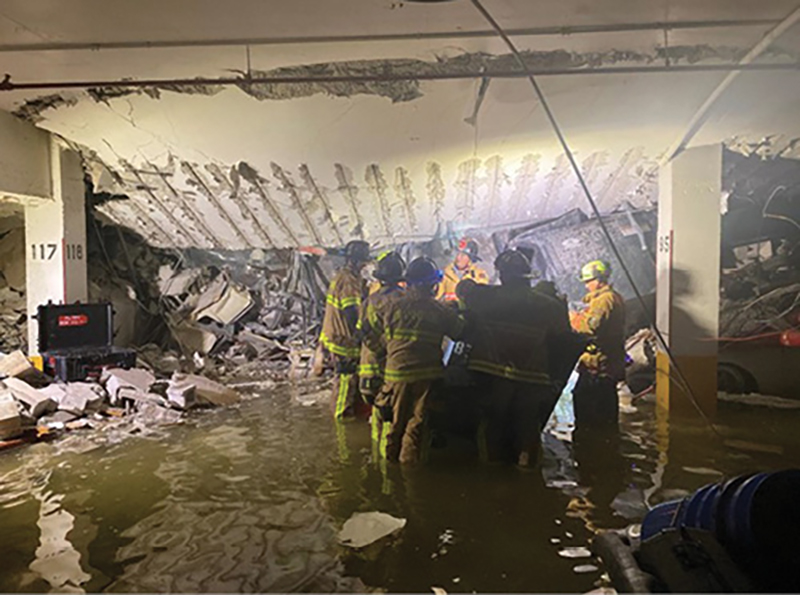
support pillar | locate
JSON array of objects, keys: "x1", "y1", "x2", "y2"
[
  {"x1": 655, "y1": 144, "x2": 722, "y2": 417},
  {"x1": 25, "y1": 139, "x2": 87, "y2": 354}
]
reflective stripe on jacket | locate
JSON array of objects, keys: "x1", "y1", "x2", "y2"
[
  {"x1": 358, "y1": 285, "x2": 404, "y2": 379},
  {"x1": 436, "y1": 262, "x2": 489, "y2": 302},
  {"x1": 320, "y1": 267, "x2": 366, "y2": 359},
  {"x1": 374, "y1": 293, "x2": 465, "y2": 382},
  {"x1": 459, "y1": 281, "x2": 571, "y2": 385},
  {"x1": 571, "y1": 284, "x2": 626, "y2": 380}
]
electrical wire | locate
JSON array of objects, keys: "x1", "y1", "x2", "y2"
[{"x1": 468, "y1": 0, "x2": 720, "y2": 434}]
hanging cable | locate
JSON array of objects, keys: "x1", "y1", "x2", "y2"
[{"x1": 468, "y1": 0, "x2": 720, "y2": 433}]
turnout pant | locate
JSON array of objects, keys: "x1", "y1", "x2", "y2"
[
  {"x1": 477, "y1": 375, "x2": 558, "y2": 466},
  {"x1": 331, "y1": 357, "x2": 370, "y2": 420},
  {"x1": 572, "y1": 372, "x2": 619, "y2": 430},
  {"x1": 385, "y1": 380, "x2": 437, "y2": 465}
]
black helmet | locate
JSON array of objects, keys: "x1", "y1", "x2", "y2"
[
  {"x1": 457, "y1": 238, "x2": 481, "y2": 262},
  {"x1": 494, "y1": 249, "x2": 531, "y2": 279},
  {"x1": 374, "y1": 250, "x2": 406, "y2": 284},
  {"x1": 344, "y1": 240, "x2": 371, "y2": 263},
  {"x1": 405, "y1": 257, "x2": 443, "y2": 286}
]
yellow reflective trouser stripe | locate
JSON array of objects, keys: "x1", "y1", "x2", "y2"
[
  {"x1": 380, "y1": 422, "x2": 389, "y2": 460},
  {"x1": 384, "y1": 367, "x2": 443, "y2": 382},
  {"x1": 371, "y1": 410, "x2": 381, "y2": 443},
  {"x1": 359, "y1": 364, "x2": 383, "y2": 378},
  {"x1": 335, "y1": 373, "x2": 352, "y2": 419},
  {"x1": 469, "y1": 359, "x2": 551, "y2": 384},
  {"x1": 320, "y1": 332, "x2": 360, "y2": 358},
  {"x1": 370, "y1": 411, "x2": 391, "y2": 460},
  {"x1": 326, "y1": 294, "x2": 361, "y2": 309}
]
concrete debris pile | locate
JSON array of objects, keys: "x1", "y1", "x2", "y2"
[
  {"x1": 0, "y1": 349, "x2": 241, "y2": 445},
  {"x1": 0, "y1": 224, "x2": 27, "y2": 352},
  {"x1": 720, "y1": 245, "x2": 800, "y2": 338},
  {"x1": 157, "y1": 250, "x2": 328, "y2": 377},
  {"x1": 88, "y1": 220, "x2": 329, "y2": 378}
]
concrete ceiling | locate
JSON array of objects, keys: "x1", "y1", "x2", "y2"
[{"x1": 1, "y1": 0, "x2": 800, "y2": 249}]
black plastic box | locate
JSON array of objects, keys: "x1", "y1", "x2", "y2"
[{"x1": 36, "y1": 302, "x2": 137, "y2": 382}]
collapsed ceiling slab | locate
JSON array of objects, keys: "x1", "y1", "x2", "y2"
[{"x1": 1, "y1": 0, "x2": 799, "y2": 249}]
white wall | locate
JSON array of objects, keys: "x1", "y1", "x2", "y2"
[{"x1": 0, "y1": 109, "x2": 51, "y2": 201}]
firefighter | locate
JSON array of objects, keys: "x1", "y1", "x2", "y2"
[
  {"x1": 358, "y1": 251, "x2": 406, "y2": 459},
  {"x1": 436, "y1": 238, "x2": 489, "y2": 302},
  {"x1": 374, "y1": 257, "x2": 464, "y2": 464},
  {"x1": 320, "y1": 240, "x2": 372, "y2": 420},
  {"x1": 457, "y1": 249, "x2": 573, "y2": 466},
  {"x1": 570, "y1": 259, "x2": 626, "y2": 428}
]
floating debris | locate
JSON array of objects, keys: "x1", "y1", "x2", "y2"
[
  {"x1": 574, "y1": 564, "x2": 600, "y2": 574},
  {"x1": 559, "y1": 546, "x2": 592, "y2": 559},
  {"x1": 338, "y1": 511, "x2": 407, "y2": 548}
]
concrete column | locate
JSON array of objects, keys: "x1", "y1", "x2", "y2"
[
  {"x1": 655, "y1": 144, "x2": 722, "y2": 417},
  {"x1": 25, "y1": 139, "x2": 88, "y2": 353}
]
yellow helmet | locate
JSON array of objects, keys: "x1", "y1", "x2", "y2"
[{"x1": 579, "y1": 260, "x2": 610, "y2": 282}]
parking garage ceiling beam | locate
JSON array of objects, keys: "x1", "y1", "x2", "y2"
[{"x1": 0, "y1": 19, "x2": 779, "y2": 53}]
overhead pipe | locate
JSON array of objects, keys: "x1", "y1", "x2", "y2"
[
  {"x1": 1, "y1": 63, "x2": 798, "y2": 93},
  {"x1": 0, "y1": 19, "x2": 779, "y2": 54},
  {"x1": 660, "y1": 4, "x2": 800, "y2": 165}
]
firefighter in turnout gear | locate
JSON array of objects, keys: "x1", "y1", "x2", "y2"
[
  {"x1": 570, "y1": 259, "x2": 626, "y2": 428},
  {"x1": 436, "y1": 238, "x2": 490, "y2": 302},
  {"x1": 320, "y1": 240, "x2": 371, "y2": 420},
  {"x1": 458, "y1": 249, "x2": 573, "y2": 466},
  {"x1": 373, "y1": 257, "x2": 465, "y2": 464},
  {"x1": 358, "y1": 251, "x2": 406, "y2": 459}
]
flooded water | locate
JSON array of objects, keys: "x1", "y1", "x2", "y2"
[{"x1": 1, "y1": 380, "x2": 800, "y2": 593}]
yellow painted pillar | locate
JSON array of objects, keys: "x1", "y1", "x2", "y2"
[{"x1": 655, "y1": 145, "x2": 722, "y2": 418}]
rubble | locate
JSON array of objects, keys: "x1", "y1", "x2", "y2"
[
  {"x1": 0, "y1": 389, "x2": 23, "y2": 440},
  {"x1": 3, "y1": 377, "x2": 57, "y2": 418},
  {"x1": 59, "y1": 382, "x2": 105, "y2": 415},
  {"x1": 0, "y1": 347, "x2": 244, "y2": 451},
  {"x1": 170, "y1": 373, "x2": 240, "y2": 407},
  {"x1": 0, "y1": 221, "x2": 28, "y2": 352},
  {"x1": 103, "y1": 368, "x2": 157, "y2": 405}
]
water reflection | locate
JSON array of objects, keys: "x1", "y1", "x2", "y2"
[
  {"x1": 0, "y1": 383, "x2": 798, "y2": 593},
  {"x1": 29, "y1": 479, "x2": 92, "y2": 593}
]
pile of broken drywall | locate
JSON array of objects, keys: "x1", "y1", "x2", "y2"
[
  {"x1": 720, "y1": 245, "x2": 800, "y2": 338},
  {"x1": 0, "y1": 350, "x2": 241, "y2": 447},
  {"x1": 0, "y1": 223, "x2": 27, "y2": 352},
  {"x1": 156, "y1": 249, "x2": 328, "y2": 378},
  {"x1": 87, "y1": 219, "x2": 328, "y2": 379}
]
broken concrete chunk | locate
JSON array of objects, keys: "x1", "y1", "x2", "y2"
[
  {"x1": 0, "y1": 350, "x2": 33, "y2": 378},
  {"x1": 103, "y1": 368, "x2": 156, "y2": 405},
  {"x1": 40, "y1": 410, "x2": 79, "y2": 426},
  {"x1": 0, "y1": 390, "x2": 22, "y2": 440},
  {"x1": 38, "y1": 383, "x2": 68, "y2": 404},
  {"x1": 134, "y1": 401, "x2": 183, "y2": 425},
  {"x1": 158, "y1": 265, "x2": 201, "y2": 297},
  {"x1": 193, "y1": 279, "x2": 254, "y2": 326},
  {"x1": 338, "y1": 512, "x2": 407, "y2": 548},
  {"x1": 117, "y1": 387, "x2": 167, "y2": 408},
  {"x1": 170, "y1": 373, "x2": 240, "y2": 407},
  {"x1": 59, "y1": 382, "x2": 106, "y2": 415},
  {"x1": 0, "y1": 350, "x2": 48, "y2": 384},
  {"x1": 166, "y1": 381, "x2": 197, "y2": 410},
  {"x1": 3, "y1": 377, "x2": 57, "y2": 418}
]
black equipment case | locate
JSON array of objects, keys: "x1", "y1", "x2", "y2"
[{"x1": 36, "y1": 302, "x2": 136, "y2": 382}]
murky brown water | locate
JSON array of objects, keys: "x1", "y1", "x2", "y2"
[{"x1": 1, "y1": 381, "x2": 799, "y2": 593}]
